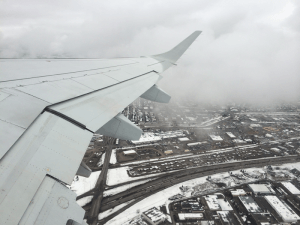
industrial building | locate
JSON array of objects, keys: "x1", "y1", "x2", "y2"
[
  {"x1": 187, "y1": 141, "x2": 207, "y2": 147},
  {"x1": 178, "y1": 137, "x2": 189, "y2": 142},
  {"x1": 142, "y1": 207, "x2": 166, "y2": 225},
  {"x1": 164, "y1": 150, "x2": 173, "y2": 155},
  {"x1": 178, "y1": 213, "x2": 203, "y2": 221},
  {"x1": 226, "y1": 132, "x2": 236, "y2": 138},
  {"x1": 281, "y1": 182, "x2": 300, "y2": 195},
  {"x1": 248, "y1": 183, "x2": 275, "y2": 195},
  {"x1": 123, "y1": 150, "x2": 137, "y2": 156},
  {"x1": 209, "y1": 135, "x2": 223, "y2": 141},
  {"x1": 264, "y1": 195, "x2": 300, "y2": 222},
  {"x1": 238, "y1": 196, "x2": 263, "y2": 213},
  {"x1": 230, "y1": 189, "x2": 246, "y2": 197}
]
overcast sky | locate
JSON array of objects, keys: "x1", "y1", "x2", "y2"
[{"x1": 1, "y1": 0, "x2": 299, "y2": 105}]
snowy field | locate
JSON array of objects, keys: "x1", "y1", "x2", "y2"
[
  {"x1": 71, "y1": 171, "x2": 101, "y2": 206},
  {"x1": 99, "y1": 200, "x2": 135, "y2": 220},
  {"x1": 97, "y1": 149, "x2": 117, "y2": 167},
  {"x1": 77, "y1": 196, "x2": 93, "y2": 207},
  {"x1": 71, "y1": 171, "x2": 101, "y2": 196},
  {"x1": 110, "y1": 149, "x2": 117, "y2": 164}
]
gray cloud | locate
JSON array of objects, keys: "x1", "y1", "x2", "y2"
[{"x1": 0, "y1": 0, "x2": 299, "y2": 105}]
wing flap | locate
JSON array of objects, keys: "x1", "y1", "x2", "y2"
[
  {"x1": 0, "y1": 112, "x2": 92, "y2": 225},
  {"x1": 19, "y1": 176, "x2": 85, "y2": 225},
  {"x1": 50, "y1": 71, "x2": 160, "y2": 132}
]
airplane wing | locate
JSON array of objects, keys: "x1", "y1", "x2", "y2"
[{"x1": 0, "y1": 31, "x2": 201, "y2": 225}]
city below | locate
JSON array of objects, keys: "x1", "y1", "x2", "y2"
[{"x1": 71, "y1": 98, "x2": 300, "y2": 225}]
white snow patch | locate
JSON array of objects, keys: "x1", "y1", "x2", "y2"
[
  {"x1": 98, "y1": 200, "x2": 134, "y2": 220},
  {"x1": 110, "y1": 149, "x2": 117, "y2": 164},
  {"x1": 77, "y1": 196, "x2": 93, "y2": 207},
  {"x1": 70, "y1": 171, "x2": 101, "y2": 196},
  {"x1": 97, "y1": 153, "x2": 105, "y2": 167}
]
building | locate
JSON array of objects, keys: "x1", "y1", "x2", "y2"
[
  {"x1": 187, "y1": 141, "x2": 207, "y2": 147},
  {"x1": 226, "y1": 132, "x2": 236, "y2": 138},
  {"x1": 204, "y1": 195, "x2": 221, "y2": 211},
  {"x1": 239, "y1": 196, "x2": 263, "y2": 213},
  {"x1": 178, "y1": 137, "x2": 189, "y2": 142},
  {"x1": 231, "y1": 189, "x2": 246, "y2": 197},
  {"x1": 281, "y1": 182, "x2": 300, "y2": 195},
  {"x1": 248, "y1": 184, "x2": 275, "y2": 195},
  {"x1": 217, "y1": 199, "x2": 233, "y2": 211},
  {"x1": 270, "y1": 147, "x2": 280, "y2": 153},
  {"x1": 164, "y1": 150, "x2": 173, "y2": 155},
  {"x1": 131, "y1": 132, "x2": 161, "y2": 145},
  {"x1": 203, "y1": 194, "x2": 232, "y2": 211},
  {"x1": 217, "y1": 211, "x2": 239, "y2": 225},
  {"x1": 178, "y1": 213, "x2": 203, "y2": 221},
  {"x1": 233, "y1": 139, "x2": 246, "y2": 144},
  {"x1": 264, "y1": 195, "x2": 300, "y2": 222},
  {"x1": 123, "y1": 150, "x2": 137, "y2": 156},
  {"x1": 209, "y1": 135, "x2": 223, "y2": 141},
  {"x1": 142, "y1": 207, "x2": 166, "y2": 225},
  {"x1": 250, "y1": 124, "x2": 262, "y2": 128}
]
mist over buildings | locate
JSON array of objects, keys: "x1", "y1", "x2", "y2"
[{"x1": 1, "y1": 0, "x2": 299, "y2": 105}]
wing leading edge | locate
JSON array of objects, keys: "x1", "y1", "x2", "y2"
[{"x1": 0, "y1": 31, "x2": 201, "y2": 225}]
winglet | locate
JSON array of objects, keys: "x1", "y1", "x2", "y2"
[{"x1": 152, "y1": 31, "x2": 202, "y2": 63}]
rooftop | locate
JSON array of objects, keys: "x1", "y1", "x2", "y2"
[
  {"x1": 281, "y1": 182, "x2": 300, "y2": 195},
  {"x1": 239, "y1": 196, "x2": 263, "y2": 213},
  {"x1": 248, "y1": 184, "x2": 274, "y2": 194},
  {"x1": 209, "y1": 135, "x2": 223, "y2": 141},
  {"x1": 265, "y1": 195, "x2": 300, "y2": 222}
]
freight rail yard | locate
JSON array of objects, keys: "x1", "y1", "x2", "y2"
[{"x1": 70, "y1": 99, "x2": 300, "y2": 225}]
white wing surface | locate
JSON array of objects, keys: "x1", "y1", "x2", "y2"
[{"x1": 0, "y1": 31, "x2": 201, "y2": 225}]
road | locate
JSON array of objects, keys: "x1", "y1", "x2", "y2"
[{"x1": 86, "y1": 137, "x2": 114, "y2": 225}]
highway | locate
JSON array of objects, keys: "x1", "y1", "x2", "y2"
[
  {"x1": 92, "y1": 155, "x2": 300, "y2": 224},
  {"x1": 86, "y1": 137, "x2": 115, "y2": 225}
]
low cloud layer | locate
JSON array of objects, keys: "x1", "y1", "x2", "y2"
[{"x1": 1, "y1": 0, "x2": 299, "y2": 105}]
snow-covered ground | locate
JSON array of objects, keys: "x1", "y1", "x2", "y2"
[
  {"x1": 97, "y1": 153, "x2": 105, "y2": 167},
  {"x1": 110, "y1": 149, "x2": 117, "y2": 164},
  {"x1": 104, "y1": 179, "x2": 153, "y2": 197},
  {"x1": 98, "y1": 200, "x2": 135, "y2": 220},
  {"x1": 77, "y1": 196, "x2": 93, "y2": 207},
  {"x1": 70, "y1": 171, "x2": 101, "y2": 196}
]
